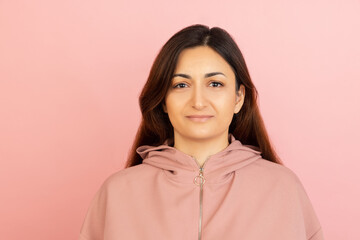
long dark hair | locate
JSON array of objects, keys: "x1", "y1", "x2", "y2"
[{"x1": 125, "y1": 24, "x2": 282, "y2": 167}]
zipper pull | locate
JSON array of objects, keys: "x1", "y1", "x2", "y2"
[{"x1": 194, "y1": 167, "x2": 206, "y2": 186}]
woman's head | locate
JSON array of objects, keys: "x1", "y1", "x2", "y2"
[
  {"x1": 163, "y1": 45, "x2": 246, "y2": 145},
  {"x1": 126, "y1": 24, "x2": 282, "y2": 167}
]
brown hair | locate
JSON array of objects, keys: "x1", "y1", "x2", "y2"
[{"x1": 125, "y1": 24, "x2": 282, "y2": 167}]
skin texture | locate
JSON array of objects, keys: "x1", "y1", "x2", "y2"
[{"x1": 163, "y1": 46, "x2": 245, "y2": 167}]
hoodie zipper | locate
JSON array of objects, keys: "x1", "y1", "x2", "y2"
[{"x1": 193, "y1": 157, "x2": 209, "y2": 240}]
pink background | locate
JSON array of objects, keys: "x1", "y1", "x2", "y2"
[{"x1": 1, "y1": 0, "x2": 359, "y2": 239}]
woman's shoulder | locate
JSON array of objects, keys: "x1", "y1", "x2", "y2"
[
  {"x1": 98, "y1": 163, "x2": 156, "y2": 192},
  {"x1": 247, "y1": 158, "x2": 306, "y2": 189},
  {"x1": 243, "y1": 158, "x2": 318, "y2": 216},
  {"x1": 247, "y1": 158, "x2": 323, "y2": 238}
]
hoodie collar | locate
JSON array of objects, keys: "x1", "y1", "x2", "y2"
[{"x1": 136, "y1": 133, "x2": 262, "y2": 184}]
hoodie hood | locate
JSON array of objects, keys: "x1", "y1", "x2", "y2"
[{"x1": 136, "y1": 134, "x2": 263, "y2": 184}]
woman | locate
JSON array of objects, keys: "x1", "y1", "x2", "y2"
[{"x1": 79, "y1": 24, "x2": 324, "y2": 240}]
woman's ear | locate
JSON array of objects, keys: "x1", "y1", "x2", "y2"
[
  {"x1": 162, "y1": 102, "x2": 167, "y2": 113},
  {"x1": 234, "y1": 85, "x2": 245, "y2": 114}
]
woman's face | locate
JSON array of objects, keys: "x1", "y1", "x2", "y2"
[{"x1": 163, "y1": 46, "x2": 245, "y2": 142}]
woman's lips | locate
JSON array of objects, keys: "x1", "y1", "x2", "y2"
[{"x1": 186, "y1": 115, "x2": 214, "y2": 122}]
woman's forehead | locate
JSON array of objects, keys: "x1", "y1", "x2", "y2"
[{"x1": 174, "y1": 46, "x2": 235, "y2": 78}]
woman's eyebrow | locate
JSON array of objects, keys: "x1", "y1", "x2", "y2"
[{"x1": 172, "y1": 72, "x2": 226, "y2": 79}]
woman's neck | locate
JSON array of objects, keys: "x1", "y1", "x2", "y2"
[{"x1": 173, "y1": 131, "x2": 230, "y2": 167}]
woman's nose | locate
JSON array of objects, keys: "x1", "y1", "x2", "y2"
[{"x1": 191, "y1": 86, "x2": 207, "y2": 110}]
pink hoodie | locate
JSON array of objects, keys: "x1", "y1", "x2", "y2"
[{"x1": 79, "y1": 134, "x2": 324, "y2": 240}]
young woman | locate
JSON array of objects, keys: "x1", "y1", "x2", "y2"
[{"x1": 79, "y1": 24, "x2": 324, "y2": 240}]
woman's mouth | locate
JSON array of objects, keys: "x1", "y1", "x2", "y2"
[{"x1": 186, "y1": 115, "x2": 214, "y2": 122}]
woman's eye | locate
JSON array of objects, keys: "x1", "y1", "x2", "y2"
[
  {"x1": 173, "y1": 83, "x2": 188, "y2": 88},
  {"x1": 209, "y1": 82, "x2": 223, "y2": 87}
]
